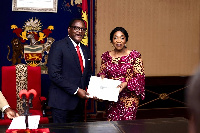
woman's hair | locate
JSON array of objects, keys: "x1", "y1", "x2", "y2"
[{"x1": 110, "y1": 27, "x2": 129, "y2": 42}]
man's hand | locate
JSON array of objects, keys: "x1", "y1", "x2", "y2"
[
  {"x1": 77, "y1": 88, "x2": 89, "y2": 99},
  {"x1": 4, "y1": 107, "x2": 19, "y2": 119}
]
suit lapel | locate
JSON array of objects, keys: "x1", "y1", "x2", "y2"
[
  {"x1": 81, "y1": 44, "x2": 88, "y2": 75},
  {"x1": 66, "y1": 37, "x2": 82, "y2": 73}
]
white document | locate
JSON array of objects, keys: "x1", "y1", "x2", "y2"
[
  {"x1": 28, "y1": 115, "x2": 40, "y2": 129},
  {"x1": 87, "y1": 76, "x2": 121, "y2": 102},
  {"x1": 8, "y1": 116, "x2": 26, "y2": 129},
  {"x1": 8, "y1": 115, "x2": 40, "y2": 129}
]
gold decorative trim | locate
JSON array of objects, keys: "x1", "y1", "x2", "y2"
[
  {"x1": 12, "y1": 0, "x2": 58, "y2": 13},
  {"x1": 159, "y1": 93, "x2": 169, "y2": 100}
]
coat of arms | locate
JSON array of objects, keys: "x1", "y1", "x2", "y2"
[{"x1": 8, "y1": 17, "x2": 55, "y2": 74}]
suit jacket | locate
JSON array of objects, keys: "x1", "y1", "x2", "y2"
[
  {"x1": 48, "y1": 36, "x2": 92, "y2": 110},
  {"x1": 0, "y1": 91, "x2": 9, "y2": 111}
]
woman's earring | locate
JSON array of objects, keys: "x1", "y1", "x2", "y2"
[{"x1": 125, "y1": 44, "x2": 127, "y2": 48}]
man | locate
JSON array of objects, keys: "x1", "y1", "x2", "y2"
[
  {"x1": 48, "y1": 18, "x2": 92, "y2": 123},
  {"x1": 0, "y1": 91, "x2": 19, "y2": 119},
  {"x1": 187, "y1": 66, "x2": 200, "y2": 133}
]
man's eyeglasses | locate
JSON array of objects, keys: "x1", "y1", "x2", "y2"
[{"x1": 70, "y1": 26, "x2": 87, "y2": 32}]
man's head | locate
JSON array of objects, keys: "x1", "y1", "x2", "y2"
[{"x1": 68, "y1": 18, "x2": 87, "y2": 44}]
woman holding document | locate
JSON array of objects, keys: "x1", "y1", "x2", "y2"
[{"x1": 97, "y1": 27, "x2": 145, "y2": 121}]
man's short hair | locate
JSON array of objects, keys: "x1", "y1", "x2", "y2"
[{"x1": 68, "y1": 18, "x2": 85, "y2": 28}]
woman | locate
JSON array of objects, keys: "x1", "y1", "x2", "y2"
[{"x1": 97, "y1": 27, "x2": 145, "y2": 121}]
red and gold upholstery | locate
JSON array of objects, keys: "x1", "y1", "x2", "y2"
[{"x1": 0, "y1": 64, "x2": 49, "y2": 125}]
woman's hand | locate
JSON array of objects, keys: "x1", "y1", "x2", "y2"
[
  {"x1": 100, "y1": 75, "x2": 105, "y2": 79},
  {"x1": 117, "y1": 82, "x2": 127, "y2": 93}
]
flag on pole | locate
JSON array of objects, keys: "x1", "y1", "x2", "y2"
[{"x1": 81, "y1": 0, "x2": 88, "y2": 46}]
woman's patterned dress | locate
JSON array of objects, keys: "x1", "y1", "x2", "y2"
[{"x1": 97, "y1": 50, "x2": 145, "y2": 121}]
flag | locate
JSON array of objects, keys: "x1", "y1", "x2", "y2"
[{"x1": 81, "y1": 0, "x2": 88, "y2": 46}]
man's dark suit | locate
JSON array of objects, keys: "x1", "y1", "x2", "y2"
[{"x1": 48, "y1": 36, "x2": 91, "y2": 112}]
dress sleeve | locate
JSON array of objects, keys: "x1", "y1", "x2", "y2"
[
  {"x1": 97, "y1": 52, "x2": 108, "y2": 77},
  {"x1": 126, "y1": 54, "x2": 145, "y2": 100}
]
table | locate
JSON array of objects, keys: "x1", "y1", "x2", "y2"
[{"x1": 0, "y1": 117, "x2": 188, "y2": 133}]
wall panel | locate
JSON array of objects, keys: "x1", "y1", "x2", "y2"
[{"x1": 96, "y1": 0, "x2": 200, "y2": 76}]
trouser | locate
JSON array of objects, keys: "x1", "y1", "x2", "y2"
[{"x1": 51, "y1": 100, "x2": 85, "y2": 123}]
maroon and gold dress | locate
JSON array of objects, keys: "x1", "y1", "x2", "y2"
[{"x1": 97, "y1": 50, "x2": 145, "y2": 121}]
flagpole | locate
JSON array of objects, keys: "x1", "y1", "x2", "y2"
[{"x1": 82, "y1": 0, "x2": 88, "y2": 122}]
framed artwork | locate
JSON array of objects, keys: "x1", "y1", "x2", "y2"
[{"x1": 12, "y1": 0, "x2": 58, "y2": 13}]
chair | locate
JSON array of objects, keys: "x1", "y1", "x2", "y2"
[{"x1": 0, "y1": 64, "x2": 49, "y2": 125}]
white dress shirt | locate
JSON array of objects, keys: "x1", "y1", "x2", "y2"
[
  {"x1": 68, "y1": 36, "x2": 85, "y2": 67},
  {"x1": 68, "y1": 36, "x2": 85, "y2": 94}
]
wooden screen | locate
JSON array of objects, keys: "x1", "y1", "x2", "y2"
[{"x1": 95, "y1": 0, "x2": 200, "y2": 76}]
